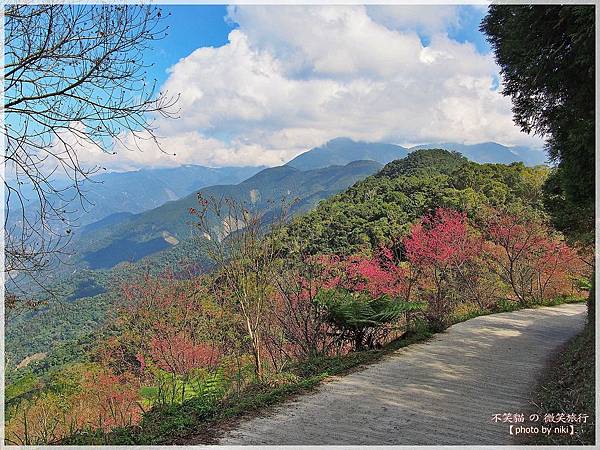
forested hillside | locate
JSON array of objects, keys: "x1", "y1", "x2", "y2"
[
  {"x1": 5, "y1": 149, "x2": 590, "y2": 445},
  {"x1": 282, "y1": 149, "x2": 549, "y2": 255},
  {"x1": 5, "y1": 160, "x2": 382, "y2": 368},
  {"x1": 2, "y1": 149, "x2": 548, "y2": 373}
]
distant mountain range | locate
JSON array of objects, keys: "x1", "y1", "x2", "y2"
[
  {"x1": 69, "y1": 137, "x2": 548, "y2": 270},
  {"x1": 74, "y1": 160, "x2": 382, "y2": 270},
  {"x1": 79, "y1": 165, "x2": 267, "y2": 223},
  {"x1": 7, "y1": 138, "x2": 546, "y2": 234},
  {"x1": 285, "y1": 137, "x2": 547, "y2": 169},
  {"x1": 287, "y1": 138, "x2": 408, "y2": 170},
  {"x1": 6, "y1": 165, "x2": 265, "y2": 228}
]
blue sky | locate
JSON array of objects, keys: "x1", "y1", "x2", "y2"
[
  {"x1": 150, "y1": 6, "x2": 235, "y2": 86},
  {"x1": 448, "y1": 6, "x2": 490, "y2": 53},
  {"x1": 148, "y1": 5, "x2": 490, "y2": 88},
  {"x1": 71, "y1": 5, "x2": 542, "y2": 170}
]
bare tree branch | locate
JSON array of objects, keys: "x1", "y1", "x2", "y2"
[{"x1": 2, "y1": 4, "x2": 180, "y2": 305}]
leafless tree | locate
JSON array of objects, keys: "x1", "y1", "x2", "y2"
[
  {"x1": 191, "y1": 195, "x2": 291, "y2": 380},
  {"x1": 2, "y1": 5, "x2": 179, "y2": 300}
]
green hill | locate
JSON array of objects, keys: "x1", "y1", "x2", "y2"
[
  {"x1": 282, "y1": 149, "x2": 549, "y2": 255},
  {"x1": 409, "y1": 141, "x2": 547, "y2": 166}
]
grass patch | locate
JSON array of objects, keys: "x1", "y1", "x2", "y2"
[{"x1": 524, "y1": 323, "x2": 595, "y2": 445}]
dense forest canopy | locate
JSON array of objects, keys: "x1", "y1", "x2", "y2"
[
  {"x1": 281, "y1": 150, "x2": 550, "y2": 256},
  {"x1": 481, "y1": 5, "x2": 595, "y2": 244}
]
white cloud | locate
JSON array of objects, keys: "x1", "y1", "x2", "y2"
[
  {"x1": 78, "y1": 5, "x2": 543, "y2": 170},
  {"x1": 227, "y1": 6, "x2": 426, "y2": 79},
  {"x1": 69, "y1": 129, "x2": 295, "y2": 171},
  {"x1": 366, "y1": 5, "x2": 460, "y2": 35}
]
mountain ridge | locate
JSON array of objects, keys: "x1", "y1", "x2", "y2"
[
  {"x1": 284, "y1": 137, "x2": 546, "y2": 170},
  {"x1": 287, "y1": 138, "x2": 409, "y2": 170},
  {"x1": 6, "y1": 165, "x2": 266, "y2": 229}
]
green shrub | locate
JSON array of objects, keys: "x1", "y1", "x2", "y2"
[
  {"x1": 316, "y1": 288, "x2": 422, "y2": 350},
  {"x1": 493, "y1": 298, "x2": 520, "y2": 313}
]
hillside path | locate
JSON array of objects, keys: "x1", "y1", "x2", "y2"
[{"x1": 218, "y1": 303, "x2": 586, "y2": 445}]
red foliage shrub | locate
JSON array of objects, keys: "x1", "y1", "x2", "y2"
[
  {"x1": 74, "y1": 368, "x2": 143, "y2": 432},
  {"x1": 5, "y1": 392, "x2": 68, "y2": 445},
  {"x1": 269, "y1": 255, "x2": 337, "y2": 361},
  {"x1": 403, "y1": 208, "x2": 482, "y2": 329},
  {"x1": 150, "y1": 333, "x2": 221, "y2": 376},
  {"x1": 404, "y1": 208, "x2": 480, "y2": 267},
  {"x1": 103, "y1": 273, "x2": 223, "y2": 375},
  {"x1": 343, "y1": 247, "x2": 412, "y2": 300},
  {"x1": 484, "y1": 210, "x2": 585, "y2": 304}
]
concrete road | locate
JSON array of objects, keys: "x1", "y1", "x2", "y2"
[{"x1": 219, "y1": 303, "x2": 587, "y2": 445}]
